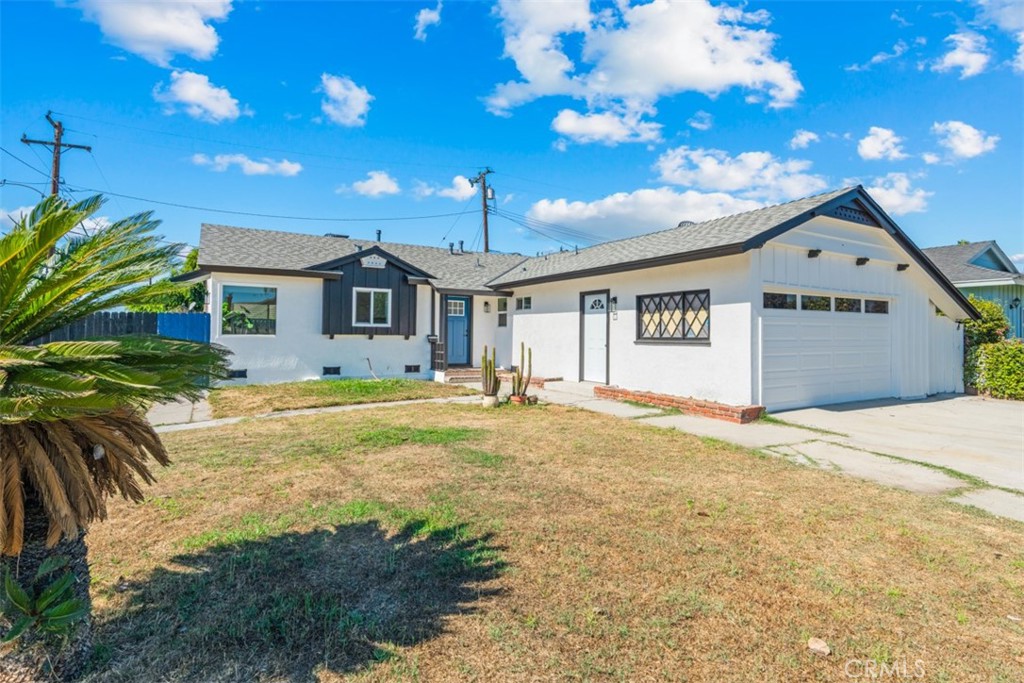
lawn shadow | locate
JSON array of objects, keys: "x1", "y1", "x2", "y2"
[{"x1": 91, "y1": 520, "x2": 504, "y2": 681}]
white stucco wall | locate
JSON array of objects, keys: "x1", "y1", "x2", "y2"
[
  {"x1": 210, "y1": 272, "x2": 433, "y2": 384},
  {"x1": 510, "y1": 255, "x2": 755, "y2": 406}
]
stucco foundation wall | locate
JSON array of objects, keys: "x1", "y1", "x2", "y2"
[
  {"x1": 510, "y1": 254, "x2": 755, "y2": 407},
  {"x1": 210, "y1": 272, "x2": 433, "y2": 384}
]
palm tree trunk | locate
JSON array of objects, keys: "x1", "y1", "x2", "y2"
[{"x1": 1, "y1": 487, "x2": 92, "y2": 682}]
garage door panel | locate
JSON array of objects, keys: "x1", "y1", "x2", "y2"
[{"x1": 762, "y1": 307, "x2": 893, "y2": 411}]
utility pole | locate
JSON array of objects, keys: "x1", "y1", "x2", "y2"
[
  {"x1": 21, "y1": 112, "x2": 91, "y2": 196},
  {"x1": 468, "y1": 167, "x2": 493, "y2": 252}
]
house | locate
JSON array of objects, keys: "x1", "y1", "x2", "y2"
[
  {"x1": 922, "y1": 241, "x2": 1023, "y2": 338},
  {"x1": 186, "y1": 185, "x2": 976, "y2": 416}
]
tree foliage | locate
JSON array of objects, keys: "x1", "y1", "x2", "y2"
[
  {"x1": 127, "y1": 247, "x2": 206, "y2": 313},
  {"x1": 0, "y1": 196, "x2": 230, "y2": 555}
]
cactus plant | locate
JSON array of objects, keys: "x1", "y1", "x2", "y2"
[
  {"x1": 481, "y1": 345, "x2": 500, "y2": 397},
  {"x1": 510, "y1": 342, "x2": 532, "y2": 398}
]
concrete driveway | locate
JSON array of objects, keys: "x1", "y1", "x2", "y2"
[
  {"x1": 530, "y1": 382, "x2": 1024, "y2": 523},
  {"x1": 778, "y1": 394, "x2": 1024, "y2": 492}
]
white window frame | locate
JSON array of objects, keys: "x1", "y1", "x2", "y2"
[
  {"x1": 219, "y1": 281, "x2": 278, "y2": 337},
  {"x1": 352, "y1": 287, "x2": 392, "y2": 327}
]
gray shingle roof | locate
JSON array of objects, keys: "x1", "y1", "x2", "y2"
[
  {"x1": 921, "y1": 242, "x2": 1023, "y2": 284},
  {"x1": 487, "y1": 187, "x2": 855, "y2": 287},
  {"x1": 198, "y1": 224, "x2": 527, "y2": 293}
]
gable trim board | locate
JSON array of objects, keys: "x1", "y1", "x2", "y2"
[{"x1": 198, "y1": 186, "x2": 972, "y2": 411}]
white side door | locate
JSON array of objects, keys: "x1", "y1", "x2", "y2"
[{"x1": 582, "y1": 292, "x2": 608, "y2": 383}]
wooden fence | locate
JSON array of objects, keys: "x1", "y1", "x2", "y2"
[{"x1": 31, "y1": 311, "x2": 210, "y2": 344}]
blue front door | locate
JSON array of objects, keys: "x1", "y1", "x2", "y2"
[{"x1": 446, "y1": 296, "x2": 470, "y2": 365}]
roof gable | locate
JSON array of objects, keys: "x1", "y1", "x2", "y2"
[
  {"x1": 922, "y1": 240, "x2": 1022, "y2": 284},
  {"x1": 310, "y1": 245, "x2": 434, "y2": 278}
]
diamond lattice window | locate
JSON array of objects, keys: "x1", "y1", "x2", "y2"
[{"x1": 638, "y1": 290, "x2": 710, "y2": 341}]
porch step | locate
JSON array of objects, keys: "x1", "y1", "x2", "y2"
[{"x1": 444, "y1": 368, "x2": 482, "y2": 384}]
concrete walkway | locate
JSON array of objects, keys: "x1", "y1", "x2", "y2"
[
  {"x1": 148, "y1": 395, "x2": 481, "y2": 434},
  {"x1": 537, "y1": 382, "x2": 1024, "y2": 523}
]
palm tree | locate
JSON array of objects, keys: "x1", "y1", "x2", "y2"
[{"x1": 0, "y1": 196, "x2": 229, "y2": 679}]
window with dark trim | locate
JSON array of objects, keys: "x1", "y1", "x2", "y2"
[
  {"x1": 353, "y1": 288, "x2": 391, "y2": 326},
  {"x1": 801, "y1": 295, "x2": 831, "y2": 312},
  {"x1": 637, "y1": 290, "x2": 710, "y2": 341},
  {"x1": 515, "y1": 296, "x2": 532, "y2": 311},
  {"x1": 835, "y1": 297, "x2": 862, "y2": 313},
  {"x1": 222, "y1": 285, "x2": 277, "y2": 335},
  {"x1": 763, "y1": 292, "x2": 797, "y2": 310},
  {"x1": 865, "y1": 299, "x2": 889, "y2": 314}
]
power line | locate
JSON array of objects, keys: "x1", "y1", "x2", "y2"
[
  {"x1": 1, "y1": 146, "x2": 51, "y2": 179},
  {"x1": 52, "y1": 110, "x2": 478, "y2": 171},
  {"x1": 61, "y1": 183, "x2": 479, "y2": 223},
  {"x1": 21, "y1": 112, "x2": 92, "y2": 196},
  {"x1": 492, "y1": 207, "x2": 601, "y2": 244},
  {"x1": 491, "y1": 210, "x2": 575, "y2": 249}
]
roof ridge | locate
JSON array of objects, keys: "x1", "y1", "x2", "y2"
[{"x1": 505, "y1": 185, "x2": 858, "y2": 269}]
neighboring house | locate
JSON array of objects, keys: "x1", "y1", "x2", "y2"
[
  {"x1": 185, "y1": 186, "x2": 976, "y2": 413},
  {"x1": 922, "y1": 241, "x2": 1024, "y2": 339}
]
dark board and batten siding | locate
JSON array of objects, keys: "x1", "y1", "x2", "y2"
[{"x1": 322, "y1": 259, "x2": 418, "y2": 337}]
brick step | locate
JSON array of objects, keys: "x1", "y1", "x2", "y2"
[{"x1": 444, "y1": 369, "x2": 482, "y2": 384}]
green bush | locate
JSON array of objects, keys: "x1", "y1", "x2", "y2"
[
  {"x1": 963, "y1": 295, "x2": 1009, "y2": 347},
  {"x1": 970, "y1": 340, "x2": 1024, "y2": 400}
]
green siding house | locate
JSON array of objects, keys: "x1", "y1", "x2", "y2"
[{"x1": 923, "y1": 241, "x2": 1023, "y2": 338}]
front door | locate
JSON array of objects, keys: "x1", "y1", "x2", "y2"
[
  {"x1": 446, "y1": 296, "x2": 471, "y2": 366},
  {"x1": 581, "y1": 291, "x2": 608, "y2": 383}
]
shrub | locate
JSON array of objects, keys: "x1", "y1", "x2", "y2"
[
  {"x1": 963, "y1": 295, "x2": 1009, "y2": 348},
  {"x1": 970, "y1": 340, "x2": 1024, "y2": 400}
]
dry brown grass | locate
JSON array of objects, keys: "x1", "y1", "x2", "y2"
[
  {"x1": 83, "y1": 403, "x2": 1024, "y2": 682},
  {"x1": 207, "y1": 378, "x2": 475, "y2": 418}
]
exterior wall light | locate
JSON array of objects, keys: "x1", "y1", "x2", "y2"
[
  {"x1": 1011, "y1": 297, "x2": 1021, "y2": 310},
  {"x1": 807, "y1": 249, "x2": 821, "y2": 258},
  {"x1": 896, "y1": 263, "x2": 909, "y2": 271},
  {"x1": 856, "y1": 257, "x2": 870, "y2": 266},
  {"x1": 483, "y1": 301, "x2": 491, "y2": 313}
]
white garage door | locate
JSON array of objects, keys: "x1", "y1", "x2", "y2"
[{"x1": 762, "y1": 295, "x2": 893, "y2": 411}]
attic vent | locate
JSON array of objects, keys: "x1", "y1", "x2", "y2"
[
  {"x1": 404, "y1": 364, "x2": 421, "y2": 373},
  {"x1": 325, "y1": 233, "x2": 349, "y2": 238},
  {"x1": 677, "y1": 220, "x2": 696, "y2": 227},
  {"x1": 323, "y1": 366, "x2": 341, "y2": 376}
]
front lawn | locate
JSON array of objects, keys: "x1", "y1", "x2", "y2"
[
  {"x1": 85, "y1": 403, "x2": 1024, "y2": 681},
  {"x1": 208, "y1": 378, "x2": 476, "y2": 418}
]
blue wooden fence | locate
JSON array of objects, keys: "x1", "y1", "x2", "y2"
[
  {"x1": 157, "y1": 312, "x2": 210, "y2": 343},
  {"x1": 32, "y1": 312, "x2": 210, "y2": 344}
]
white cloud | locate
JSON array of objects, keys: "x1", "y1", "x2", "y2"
[
  {"x1": 77, "y1": 0, "x2": 233, "y2": 67},
  {"x1": 414, "y1": 2, "x2": 443, "y2": 41},
  {"x1": 551, "y1": 106, "x2": 662, "y2": 145},
  {"x1": 192, "y1": 153, "x2": 302, "y2": 176},
  {"x1": 922, "y1": 152, "x2": 941, "y2": 164},
  {"x1": 486, "y1": 0, "x2": 802, "y2": 142},
  {"x1": 153, "y1": 70, "x2": 249, "y2": 123},
  {"x1": 687, "y1": 110, "x2": 714, "y2": 131},
  {"x1": 846, "y1": 40, "x2": 909, "y2": 71},
  {"x1": 931, "y1": 120, "x2": 1000, "y2": 159},
  {"x1": 891, "y1": 10, "x2": 911, "y2": 28},
  {"x1": 857, "y1": 127, "x2": 908, "y2": 161},
  {"x1": 972, "y1": 0, "x2": 1024, "y2": 71},
  {"x1": 789, "y1": 129, "x2": 820, "y2": 149},
  {"x1": 1010, "y1": 253, "x2": 1024, "y2": 268},
  {"x1": 414, "y1": 175, "x2": 477, "y2": 201},
  {"x1": 655, "y1": 146, "x2": 827, "y2": 201},
  {"x1": 932, "y1": 32, "x2": 991, "y2": 78},
  {"x1": 0, "y1": 205, "x2": 35, "y2": 230},
  {"x1": 318, "y1": 73, "x2": 373, "y2": 127},
  {"x1": 346, "y1": 171, "x2": 401, "y2": 198},
  {"x1": 527, "y1": 187, "x2": 762, "y2": 240},
  {"x1": 864, "y1": 173, "x2": 932, "y2": 215}
]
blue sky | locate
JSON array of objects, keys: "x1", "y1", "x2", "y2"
[{"x1": 2, "y1": 1, "x2": 1022, "y2": 265}]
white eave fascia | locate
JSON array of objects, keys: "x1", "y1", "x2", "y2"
[{"x1": 953, "y1": 278, "x2": 1023, "y2": 288}]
